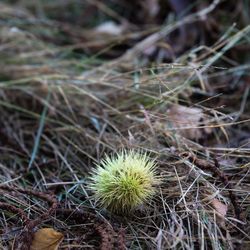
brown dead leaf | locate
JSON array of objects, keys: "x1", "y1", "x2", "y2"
[
  {"x1": 166, "y1": 104, "x2": 212, "y2": 140},
  {"x1": 211, "y1": 198, "x2": 228, "y2": 218},
  {"x1": 30, "y1": 228, "x2": 64, "y2": 250},
  {"x1": 143, "y1": 0, "x2": 160, "y2": 18}
]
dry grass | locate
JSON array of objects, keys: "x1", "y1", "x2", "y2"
[{"x1": 0, "y1": 0, "x2": 250, "y2": 249}]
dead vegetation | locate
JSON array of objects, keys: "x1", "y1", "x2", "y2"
[{"x1": 0, "y1": 0, "x2": 249, "y2": 249}]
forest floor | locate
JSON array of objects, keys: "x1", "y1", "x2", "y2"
[{"x1": 0, "y1": 0, "x2": 249, "y2": 249}]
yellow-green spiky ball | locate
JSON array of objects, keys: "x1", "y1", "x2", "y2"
[{"x1": 90, "y1": 150, "x2": 159, "y2": 214}]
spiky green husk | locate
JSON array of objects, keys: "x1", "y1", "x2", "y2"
[{"x1": 90, "y1": 150, "x2": 159, "y2": 213}]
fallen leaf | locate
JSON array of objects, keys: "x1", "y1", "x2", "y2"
[
  {"x1": 166, "y1": 104, "x2": 212, "y2": 140},
  {"x1": 30, "y1": 228, "x2": 64, "y2": 250},
  {"x1": 211, "y1": 198, "x2": 228, "y2": 218},
  {"x1": 95, "y1": 21, "x2": 124, "y2": 35},
  {"x1": 143, "y1": 0, "x2": 160, "y2": 18}
]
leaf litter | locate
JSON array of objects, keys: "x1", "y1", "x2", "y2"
[{"x1": 0, "y1": 0, "x2": 250, "y2": 249}]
